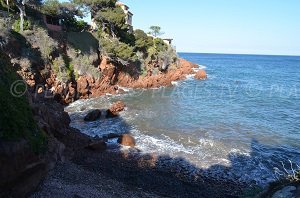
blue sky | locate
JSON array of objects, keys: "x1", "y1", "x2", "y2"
[{"x1": 120, "y1": 0, "x2": 300, "y2": 55}]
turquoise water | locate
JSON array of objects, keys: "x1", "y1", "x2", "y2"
[{"x1": 66, "y1": 53, "x2": 300, "y2": 186}]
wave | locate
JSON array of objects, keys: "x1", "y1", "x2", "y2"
[{"x1": 193, "y1": 64, "x2": 207, "y2": 72}]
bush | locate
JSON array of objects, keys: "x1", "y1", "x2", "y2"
[
  {"x1": 134, "y1": 29, "x2": 153, "y2": 52},
  {"x1": 99, "y1": 36, "x2": 136, "y2": 62},
  {"x1": 157, "y1": 46, "x2": 178, "y2": 70},
  {"x1": 67, "y1": 48, "x2": 101, "y2": 80},
  {"x1": 65, "y1": 19, "x2": 89, "y2": 32},
  {"x1": 17, "y1": 24, "x2": 58, "y2": 64},
  {"x1": 52, "y1": 56, "x2": 70, "y2": 82},
  {"x1": 12, "y1": 18, "x2": 32, "y2": 32},
  {"x1": 32, "y1": 27, "x2": 58, "y2": 62}
]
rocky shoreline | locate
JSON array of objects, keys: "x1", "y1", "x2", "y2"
[
  {"x1": 49, "y1": 57, "x2": 207, "y2": 104},
  {"x1": 28, "y1": 67, "x2": 250, "y2": 198}
]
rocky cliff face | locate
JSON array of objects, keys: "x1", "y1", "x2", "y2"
[
  {"x1": 50, "y1": 56, "x2": 199, "y2": 104},
  {"x1": 0, "y1": 28, "x2": 204, "y2": 197},
  {"x1": 0, "y1": 50, "x2": 90, "y2": 197}
]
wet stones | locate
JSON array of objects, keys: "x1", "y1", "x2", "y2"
[{"x1": 84, "y1": 109, "x2": 101, "y2": 122}]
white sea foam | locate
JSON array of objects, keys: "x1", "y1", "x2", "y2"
[
  {"x1": 171, "y1": 81, "x2": 179, "y2": 86},
  {"x1": 193, "y1": 64, "x2": 207, "y2": 72},
  {"x1": 117, "y1": 86, "x2": 131, "y2": 92}
]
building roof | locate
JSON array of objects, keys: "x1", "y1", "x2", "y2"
[{"x1": 116, "y1": 1, "x2": 129, "y2": 9}]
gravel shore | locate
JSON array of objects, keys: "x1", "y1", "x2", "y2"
[{"x1": 32, "y1": 143, "x2": 245, "y2": 198}]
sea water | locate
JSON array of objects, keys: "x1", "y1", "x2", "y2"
[{"x1": 66, "y1": 53, "x2": 300, "y2": 186}]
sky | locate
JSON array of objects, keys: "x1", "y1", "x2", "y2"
[{"x1": 119, "y1": 0, "x2": 300, "y2": 55}]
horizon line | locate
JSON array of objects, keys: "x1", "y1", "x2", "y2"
[{"x1": 177, "y1": 52, "x2": 300, "y2": 57}]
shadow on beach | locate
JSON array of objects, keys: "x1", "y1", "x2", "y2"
[{"x1": 49, "y1": 113, "x2": 300, "y2": 198}]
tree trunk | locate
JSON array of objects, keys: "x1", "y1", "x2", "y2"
[
  {"x1": 20, "y1": 8, "x2": 24, "y2": 32},
  {"x1": 16, "y1": 0, "x2": 26, "y2": 32},
  {"x1": 6, "y1": 0, "x2": 9, "y2": 13}
]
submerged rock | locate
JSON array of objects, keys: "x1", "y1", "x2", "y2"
[
  {"x1": 194, "y1": 70, "x2": 207, "y2": 80},
  {"x1": 84, "y1": 110, "x2": 101, "y2": 122},
  {"x1": 117, "y1": 134, "x2": 136, "y2": 147}
]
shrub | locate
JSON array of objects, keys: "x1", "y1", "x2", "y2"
[
  {"x1": 99, "y1": 36, "x2": 136, "y2": 62},
  {"x1": 67, "y1": 48, "x2": 101, "y2": 80},
  {"x1": 12, "y1": 18, "x2": 32, "y2": 32},
  {"x1": 134, "y1": 29, "x2": 153, "y2": 52},
  {"x1": 19, "y1": 25, "x2": 58, "y2": 63},
  {"x1": 65, "y1": 19, "x2": 89, "y2": 32},
  {"x1": 157, "y1": 46, "x2": 178, "y2": 70},
  {"x1": 33, "y1": 27, "x2": 58, "y2": 62},
  {"x1": 52, "y1": 56, "x2": 70, "y2": 82},
  {"x1": 153, "y1": 38, "x2": 168, "y2": 52}
]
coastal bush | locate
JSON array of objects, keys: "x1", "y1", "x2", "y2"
[
  {"x1": 99, "y1": 36, "x2": 136, "y2": 62},
  {"x1": 0, "y1": 51, "x2": 47, "y2": 154},
  {"x1": 12, "y1": 18, "x2": 32, "y2": 32},
  {"x1": 31, "y1": 27, "x2": 58, "y2": 62},
  {"x1": 157, "y1": 46, "x2": 178, "y2": 70},
  {"x1": 134, "y1": 29, "x2": 153, "y2": 52},
  {"x1": 52, "y1": 56, "x2": 70, "y2": 82},
  {"x1": 67, "y1": 47, "x2": 101, "y2": 80},
  {"x1": 14, "y1": 22, "x2": 58, "y2": 65}
]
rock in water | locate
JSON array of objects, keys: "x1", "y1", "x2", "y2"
[
  {"x1": 195, "y1": 70, "x2": 207, "y2": 80},
  {"x1": 85, "y1": 140, "x2": 107, "y2": 151},
  {"x1": 106, "y1": 101, "x2": 126, "y2": 118},
  {"x1": 117, "y1": 134, "x2": 136, "y2": 147},
  {"x1": 84, "y1": 110, "x2": 101, "y2": 122},
  {"x1": 110, "y1": 101, "x2": 126, "y2": 113}
]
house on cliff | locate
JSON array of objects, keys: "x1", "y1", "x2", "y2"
[
  {"x1": 116, "y1": 1, "x2": 133, "y2": 27},
  {"x1": 43, "y1": 14, "x2": 63, "y2": 31}
]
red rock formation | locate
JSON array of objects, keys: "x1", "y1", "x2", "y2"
[
  {"x1": 42, "y1": 56, "x2": 205, "y2": 104},
  {"x1": 117, "y1": 134, "x2": 136, "y2": 147},
  {"x1": 195, "y1": 70, "x2": 207, "y2": 80},
  {"x1": 106, "y1": 101, "x2": 126, "y2": 118}
]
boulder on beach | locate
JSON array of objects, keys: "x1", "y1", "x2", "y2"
[
  {"x1": 117, "y1": 134, "x2": 136, "y2": 147},
  {"x1": 85, "y1": 140, "x2": 107, "y2": 151},
  {"x1": 84, "y1": 109, "x2": 101, "y2": 121},
  {"x1": 106, "y1": 101, "x2": 126, "y2": 118},
  {"x1": 194, "y1": 70, "x2": 207, "y2": 80}
]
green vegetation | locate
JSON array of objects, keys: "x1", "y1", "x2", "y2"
[
  {"x1": 0, "y1": 51, "x2": 47, "y2": 154},
  {"x1": 148, "y1": 26, "x2": 164, "y2": 37},
  {"x1": 12, "y1": 18, "x2": 32, "y2": 32},
  {"x1": 1, "y1": 0, "x2": 178, "y2": 83},
  {"x1": 99, "y1": 36, "x2": 136, "y2": 62}
]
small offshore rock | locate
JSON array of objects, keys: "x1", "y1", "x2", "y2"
[
  {"x1": 195, "y1": 69, "x2": 207, "y2": 80},
  {"x1": 106, "y1": 101, "x2": 126, "y2": 118},
  {"x1": 84, "y1": 110, "x2": 101, "y2": 122},
  {"x1": 117, "y1": 134, "x2": 136, "y2": 147},
  {"x1": 109, "y1": 101, "x2": 126, "y2": 113}
]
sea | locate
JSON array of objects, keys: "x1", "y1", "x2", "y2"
[{"x1": 65, "y1": 53, "x2": 300, "y2": 186}]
